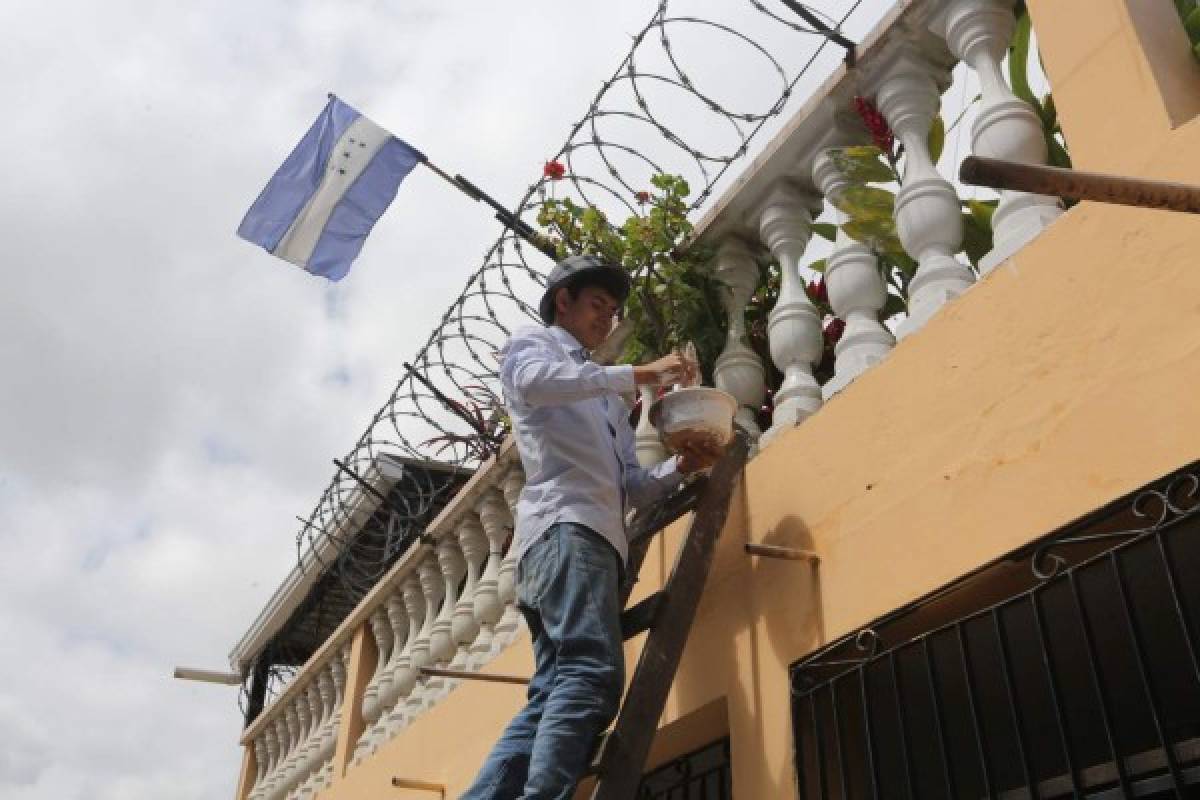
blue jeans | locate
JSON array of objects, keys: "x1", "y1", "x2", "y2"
[{"x1": 460, "y1": 522, "x2": 625, "y2": 800}]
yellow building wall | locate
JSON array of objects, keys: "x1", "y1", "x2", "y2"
[{"x1": 301, "y1": 1, "x2": 1200, "y2": 796}]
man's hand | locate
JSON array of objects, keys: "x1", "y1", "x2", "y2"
[
  {"x1": 676, "y1": 437, "x2": 727, "y2": 474},
  {"x1": 633, "y1": 352, "x2": 698, "y2": 387}
]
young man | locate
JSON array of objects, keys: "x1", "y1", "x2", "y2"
[{"x1": 460, "y1": 254, "x2": 723, "y2": 799}]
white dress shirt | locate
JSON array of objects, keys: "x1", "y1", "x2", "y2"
[{"x1": 500, "y1": 324, "x2": 683, "y2": 566}]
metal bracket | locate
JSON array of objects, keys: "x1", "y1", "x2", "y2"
[
  {"x1": 745, "y1": 542, "x2": 820, "y2": 562},
  {"x1": 390, "y1": 777, "x2": 446, "y2": 797}
]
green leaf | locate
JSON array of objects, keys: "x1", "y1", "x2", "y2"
[
  {"x1": 834, "y1": 185, "x2": 896, "y2": 220},
  {"x1": 1008, "y1": 11, "x2": 1038, "y2": 110},
  {"x1": 806, "y1": 258, "x2": 827, "y2": 274},
  {"x1": 1046, "y1": 132, "x2": 1072, "y2": 170},
  {"x1": 881, "y1": 292, "x2": 907, "y2": 319},
  {"x1": 1176, "y1": 0, "x2": 1197, "y2": 21},
  {"x1": 812, "y1": 223, "x2": 838, "y2": 242},
  {"x1": 1186, "y1": 7, "x2": 1200, "y2": 40},
  {"x1": 827, "y1": 146, "x2": 894, "y2": 183},
  {"x1": 927, "y1": 114, "x2": 945, "y2": 165},
  {"x1": 842, "y1": 216, "x2": 898, "y2": 250},
  {"x1": 961, "y1": 210, "x2": 994, "y2": 267},
  {"x1": 966, "y1": 198, "x2": 997, "y2": 228}
]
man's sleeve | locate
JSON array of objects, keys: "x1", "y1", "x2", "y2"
[
  {"x1": 501, "y1": 332, "x2": 635, "y2": 408},
  {"x1": 620, "y1": 421, "x2": 684, "y2": 509}
]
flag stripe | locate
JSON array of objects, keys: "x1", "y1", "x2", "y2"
[
  {"x1": 236, "y1": 98, "x2": 361, "y2": 253},
  {"x1": 272, "y1": 114, "x2": 392, "y2": 268},
  {"x1": 305, "y1": 138, "x2": 422, "y2": 281}
]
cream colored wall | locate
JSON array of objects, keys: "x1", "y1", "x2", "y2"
[{"x1": 274, "y1": 2, "x2": 1200, "y2": 796}]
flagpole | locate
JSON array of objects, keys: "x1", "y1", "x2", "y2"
[{"x1": 416, "y1": 158, "x2": 558, "y2": 260}]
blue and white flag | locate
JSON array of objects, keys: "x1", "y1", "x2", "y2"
[{"x1": 237, "y1": 95, "x2": 424, "y2": 281}]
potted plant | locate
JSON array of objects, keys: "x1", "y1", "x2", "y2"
[{"x1": 536, "y1": 171, "x2": 740, "y2": 451}]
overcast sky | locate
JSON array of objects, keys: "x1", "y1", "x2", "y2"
[{"x1": 0, "y1": 1, "x2": 919, "y2": 797}]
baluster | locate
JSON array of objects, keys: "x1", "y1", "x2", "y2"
[
  {"x1": 266, "y1": 716, "x2": 288, "y2": 799},
  {"x1": 294, "y1": 681, "x2": 323, "y2": 794},
  {"x1": 382, "y1": 573, "x2": 426, "y2": 737},
  {"x1": 357, "y1": 606, "x2": 393, "y2": 745},
  {"x1": 315, "y1": 645, "x2": 350, "y2": 791},
  {"x1": 357, "y1": 590, "x2": 410, "y2": 759},
  {"x1": 429, "y1": 534, "x2": 465, "y2": 681},
  {"x1": 712, "y1": 238, "x2": 767, "y2": 444},
  {"x1": 635, "y1": 385, "x2": 669, "y2": 465},
  {"x1": 471, "y1": 490, "x2": 508, "y2": 663},
  {"x1": 813, "y1": 150, "x2": 896, "y2": 397},
  {"x1": 870, "y1": 47, "x2": 974, "y2": 338},
  {"x1": 248, "y1": 734, "x2": 268, "y2": 800},
  {"x1": 303, "y1": 666, "x2": 336, "y2": 795},
  {"x1": 757, "y1": 184, "x2": 824, "y2": 448},
  {"x1": 496, "y1": 465, "x2": 524, "y2": 641},
  {"x1": 453, "y1": 512, "x2": 487, "y2": 668},
  {"x1": 934, "y1": 0, "x2": 1063, "y2": 273},
  {"x1": 276, "y1": 701, "x2": 302, "y2": 797},
  {"x1": 402, "y1": 555, "x2": 445, "y2": 714}
]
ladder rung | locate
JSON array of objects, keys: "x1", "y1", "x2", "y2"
[
  {"x1": 620, "y1": 591, "x2": 667, "y2": 640},
  {"x1": 627, "y1": 478, "x2": 706, "y2": 547}
]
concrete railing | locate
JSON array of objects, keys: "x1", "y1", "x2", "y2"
[
  {"x1": 682, "y1": 0, "x2": 1063, "y2": 454},
  {"x1": 236, "y1": 443, "x2": 525, "y2": 800}
]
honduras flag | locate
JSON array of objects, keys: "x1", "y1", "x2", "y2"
[{"x1": 237, "y1": 95, "x2": 424, "y2": 281}]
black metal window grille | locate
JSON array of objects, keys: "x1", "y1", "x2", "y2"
[
  {"x1": 791, "y1": 463, "x2": 1200, "y2": 799},
  {"x1": 638, "y1": 738, "x2": 733, "y2": 799}
]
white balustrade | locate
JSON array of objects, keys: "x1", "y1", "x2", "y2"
[
  {"x1": 471, "y1": 491, "x2": 509, "y2": 663},
  {"x1": 635, "y1": 385, "x2": 669, "y2": 466},
  {"x1": 757, "y1": 184, "x2": 824, "y2": 448},
  {"x1": 870, "y1": 47, "x2": 974, "y2": 338},
  {"x1": 355, "y1": 589, "x2": 410, "y2": 760},
  {"x1": 496, "y1": 464, "x2": 524, "y2": 639},
  {"x1": 813, "y1": 150, "x2": 896, "y2": 398},
  {"x1": 451, "y1": 515, "x2": 486, "y2": 669},
  {"x1": 933, "y1": 0, "x2": 1063, "y2": 273},
  {"x1": 356, "y1": 606, "x2": 393, "y2": 746},
  {"x1": 712, "y1": 238, "x2": 767, "y2": 443},
  {"x1": 380, "y1": 573, "x2": 425, "y2": 738}
]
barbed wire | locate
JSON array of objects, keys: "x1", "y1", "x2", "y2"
[{"x1": 249, "y1": 0, "x2": 872, "y2": 705}]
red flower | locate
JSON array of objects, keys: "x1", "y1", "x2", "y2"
[
  {"x1": 824, "y1": 318, "x2": 846, "y2": 346},
  {"x1": 635, "y1": 190, "x2": 651, "y2": 205},
  {"x1": 543, "y1": 160, "x2": 566, "y2": 180},
  {"x1": 853, "y1": 96, "x2": 894, "y2": 154},
  {"x1": 806, "y1": 278, "x2": 828, "y2": 305}
]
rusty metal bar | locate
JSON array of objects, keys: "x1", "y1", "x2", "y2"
[
  {"x1": 745, "y1": 542, "x2": 820, "y2": 562},
  {"x1": 418, "y1": 666, "x2": 529, "y2": 685},
  {"x1": 959, "y1": 156, "x2": 1200, "y2": 214},
  {"x1": 390, "y1": 777, "x2": 446, "y2": 797}
]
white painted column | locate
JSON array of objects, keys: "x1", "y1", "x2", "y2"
[
  {"x1": 634, "y1": 385, "x2": 669, "y2": 466},
  {"x1": 357, "y1": 606, "x2": 393, "y2": 741},
  {"x1": 382, "y1": 574, "x2": 425, "y2": 737},
  {"x1": 471, "y1": 490, "x2": 509, "y2": 663},
  {"x1": 871, "y1": 48, "x2": 974, "y2": 338},
  {"x1": 451, "y1": 515, "x2": 486, "y2": 668},
  {"x1": 813, "y1": 150, "x2": 895, "y2": 397},
  {"x1": 756, "y1": 185, "x2": 824, "y2": 448},
  {"x1": 934, "y1": 0, "x2": 1063, "y2": 273},
  {"x1": 496, "y1": 465, "x2": 524, "y2": 641},
  {"x1": 712, "y1": 238, "x2": 767, "y2": 443}
]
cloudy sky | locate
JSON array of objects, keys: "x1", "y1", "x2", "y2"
[{"x1": 0, "y1": 1, "x2": 904, "y2": 797}]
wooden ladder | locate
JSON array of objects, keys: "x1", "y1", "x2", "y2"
[{"x1": 584, "y1": 429, "x2": 750, "y2": 799}]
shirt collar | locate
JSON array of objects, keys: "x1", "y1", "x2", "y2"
[{"x1": 548, "y1": 324, "x2": 589, "y2": 360}]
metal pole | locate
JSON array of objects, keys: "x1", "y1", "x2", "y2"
[
  {"x1": 744, "y1": 542, "x2": 820, "y2": 562},
  {"x1": 416, "y1": 160, "x2": 558, "y2": 259},
  {"x1": 959, "y1": 155, "x2": 1200, "y2": 214},
  {"x1": 418, "y1": 666, "x2": 529, "y2": 685}
]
